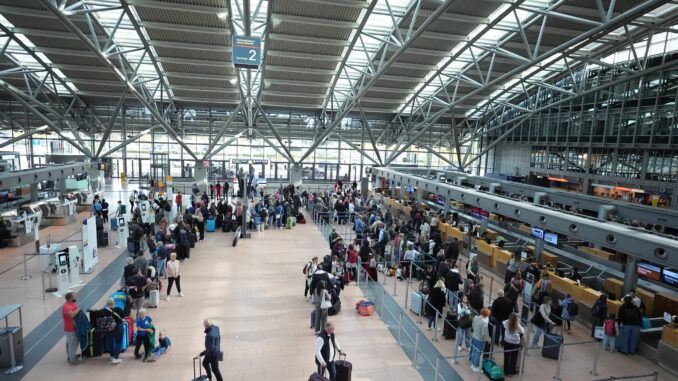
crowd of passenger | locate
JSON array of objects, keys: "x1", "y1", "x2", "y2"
[{"x1": 303, "y1": 183, "x2": 652, "y2": 377}]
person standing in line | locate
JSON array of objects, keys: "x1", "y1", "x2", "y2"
[
  {"x1": 223, "y1": 181, "x2": 229, "y2": 199},
  {"x1": 165, "y1": 252, "x2": 184, "y2": 301},
  {"x1": 134, "y1": 309, "x2": 153, "y2": 361},
  {"x1": 426, "y1": 279, "x2": 447, "y2": 331},
  {"x1": 126, "y1": 268, "x2": 150, "y2": 319},
  {"x1": 617, "y1": 295, "x2": 643, "y2": 354},
  {"x1": 314, "y1": 280, "x2": 331, "y2": 334},
  {"x1": 505, "y1": 252, "x2": 520, "y2": 284},
  {"x1": 470, "y1": 308, "x2": 491, "y2": 373},
  {"x1": 101, "y1": 198, "x2": 109, "y2": 223},
  {"x1": 502, "y1": 312, "x2": 524, "y2": 376},
  {"x1": 456, "y1": 295, "x2": 472, "y2": 353},
  {"x1": 603, "y1": 313, "x2": 619, "y2": 352},
  {"x1": 591, "y1": 294, "x2": 608, "y2": 338},
  {"x1": 209, "y1": 183, "x2": 215, "y2": 200},
  {"x1": 175, "y1": 191, "x2": 183, "y2": 213},
  {"x1": 62, "y1": 292, "x2": 81, "y2": 364},
  {"x1": 303, "y1": 257, "x2": 319, "y2": 302},
  {"x1": 559, "y1": 294, "x2": 576, "y2": 334},
  {"x1": 315, "y1": 322, "x2": 345, "y2": 381},
  {"x1": 530, "y1": 295, "x2": 555, "y2": 347},
  {"x1": 200, "y1": 319, "x2": 223, "y2": 381},
  {"x1": 490, "y1": 289, "x2": 514, "y2": 345}
]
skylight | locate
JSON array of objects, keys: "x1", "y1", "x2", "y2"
[
  {"x1": 326, "y1": 0, "x2": 411, "y2": 111},
  {"x1": 90, "y1": 2, "x2": 170, "y2": 102},
  {"x1": 0, "y1": 15, "x2": 77, "y2": 95}
]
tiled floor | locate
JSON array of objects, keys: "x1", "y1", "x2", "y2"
[{"x1": 18, "y1": 210, "x2": 423, "y2": 381}]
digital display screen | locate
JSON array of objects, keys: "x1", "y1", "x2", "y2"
[
  {"x1": 531, "y1": 227, "x2": 544, "y2": 240},
  {"x1": 544, "y1": 232, "x2": 558, "y2": 245},
  {"x1": 424, "y1": 192, "x2": 446, "y2": 206},
  {"x1": 470, "y1": 207, "x2": 489, "y2": 219},
  {"x1": 636, "y1": 262, "x2": 662, "y2": 281},
  {"x1": 58, "y1": 253, "x2": 68, "y2": 266},
  {"x1": 662, "y1": 268, "x2": 678, "y2": 286}
]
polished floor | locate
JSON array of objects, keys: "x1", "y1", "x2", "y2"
[{"x1": 8, "y1": 190, "x2": 422, "y2": 380}]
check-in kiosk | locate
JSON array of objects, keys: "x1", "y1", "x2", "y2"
[
  {"x1": 0, "y1": 210, "x2": 39, "y2": 247},
  {"x1": 41, "y1": 196, "x2": 77, "y2": 226},
  {"x1": 138, "y1": 199, "x2": 154, "y2": 225},
  {"x1": 68, "y1": 246, "x2": 82, "y2": 288},
  {"x1": 74, "y1": 191, "x2": 93, "y2": 213},
  {"x1": 38, "y1": 243, "x2": 61, "y2": 273}
]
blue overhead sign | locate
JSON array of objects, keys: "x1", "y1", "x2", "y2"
[{"x1": 232, "y1": 35, "x2": 261, "y2": 69}]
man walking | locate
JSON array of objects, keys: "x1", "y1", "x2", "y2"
[
  {"x1": 200, "y1": 319, "x2": 223, "y2": 381},
  {"x1": 315, "y1": 322, "x2": 345, "y2": 381},
  {"x1": 62, "y1": 292, "x2": 81, "y2": 364}
]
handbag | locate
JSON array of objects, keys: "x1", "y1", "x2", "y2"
[
  {"x1": 594, "y1": 326, "x2": 605, "y2": 340},
  {"x1": 320, "y1": 293, "x2": 332, "y2": 309}
]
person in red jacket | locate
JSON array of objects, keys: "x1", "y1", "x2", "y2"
[
  {"x1": 62, "y1": 292, "x2": 81, "y2": 364},
  {"x1": 175, "y1": 192, "x2": 183, "y2": 212},
  {"x1": 346, "y1": 244, "x2": 358, "y2": 282}
]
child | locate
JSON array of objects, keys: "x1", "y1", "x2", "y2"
[
  {"x1": 603, "y1": 313, "x2": 618, "y2": 352},
  {"x1": 147, "y1": 330, "x2": 171, "y2": 362}
]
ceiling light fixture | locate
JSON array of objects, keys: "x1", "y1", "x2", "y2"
[{"x1": 217, "y1": 12, "x2": 228, "y2": 20}]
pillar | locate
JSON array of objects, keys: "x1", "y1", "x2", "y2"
[
  {"x1": 30, "y1": 183, "x2": 38, "y2": 202},
  {"x1": 623, "y1": 256, "x2": 639, "y2": 296},
  {"x1": 533, "y1": 238, "x2": 544, "y2": 263}
]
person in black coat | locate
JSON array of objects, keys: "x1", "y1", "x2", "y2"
[
  {"x1": 426, "y1": 280, "x2": 447, "y2": 330},
  {"x1": 468, "y1": 283, "x2": 484, "y2": 312},
  {"x1": 200, "y1": 319, "x2": 223, "y2": 381},
  {"x1": 490, "y1": 290, "x2": 514, "y2": 344}
]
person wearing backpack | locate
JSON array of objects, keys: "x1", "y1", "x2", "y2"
[
  {"x1": 617, "y1": 295, "x2": 643, "y2": 354},
  {"x1": 591, "y1": 294, "x2": 608, "y2": 338},
  {"x1": 155, "y1": 242, "x2": 168, "y2": 279},
  {"x1": 303, "y1": 257, "x2": 319, "y2": 302},
  {"x1": 603, "y1": 313, "x2": 618, "y2": 352},
  {"x1": 102, "y1": 298, "x2": 124, "y2": 364},
  {"x1": 559, "y1": 294, "x2": 577, "y2": 334}
]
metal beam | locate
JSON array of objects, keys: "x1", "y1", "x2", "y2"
[
  {"x1": 358, "y1": 107, "x2": 383, "y2": 166},
  {"x1": 0, "y1": 161, "x2": 99, "y2": 188},
  {"x1": 373, "y1": 167, "x2": 678, "y2": 268},
  {"x1": 206, "y1": 131, "x2": 246, "y2": 160},
  {"x1": 333, "y1": 133, "x2": 379, "y2": 165},
  {"x1": 304, "y1": 0, "x2": 457, "y2": 163},
  {"x1": 254, "y1": 101, "x2": 295, "y2": 163},
  {"x1": 253, "y1": 129, "x2": 293, "y2": 163},
  {"x1": 39, "y1": 0, "x2": 199, "y2": 160},
  {"x1": 203, "y1": 103, "x2": 243, "y2": 160},
  {"x1": 99, "y1": 127, "x2": 156, "y2": 158},
  {"x1": 0, "y1": 126, "x2": 49, "y2": 149}
]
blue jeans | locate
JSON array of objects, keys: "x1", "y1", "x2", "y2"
[
  {"x1": 456, "y1": 328, "x2": 471, "y2": 349},
  {"x1": 317, "y1": 361, "x2": 337, "y2": 381},
  {"x1": 276, "y1": 216, "x2": 283, "y2": 228},
  {"x1": 105, "y1": 329, "x2": 121, "y2": 360},
  {"x1": 618, "y1": 325, "x2": 640, "y2": 354},
  {"x1": 532, "y1": 325, "x2": 549, "y2": 347},
  {"x1": 156, "y1": 258, "x2": 167, "y2": 278},
  {"x1": 602, "y1": 335, "x2": 616, "y2": 351},
  {"x1": 470, "y1": 338, "x2": 485, "y2": 368},
  {"x1": 448, "y1": 291, "x2": 459, "y2": 308},
  {"x1": 428, "y1": 313, "x2": 437, "y2": 329}
]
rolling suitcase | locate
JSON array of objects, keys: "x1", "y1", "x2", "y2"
[
  {"x1": 443, "y1": 311, "x2": 457, "y2": 339},
  {"x1": 286, "y1": 216, "x2": 294, "y2": 229},
  {"x1": 410, "y1": 291, "x2": 424, "y2": 316},
  {"x1": 127, "y1": 238, "x2": 136, "y2": 254},
  {"x1": 189, "y1": 232, "x2": 196, "y2": 248},
  {"x1": 146, "y1": 289, "x2": 160, "y2": 308},
  {"x1": 311, "y1": 309, "x2": 317, "y2": 328},
  {"x1": 121, "y1": 321, "x2": 129, "y2": 351},
  {"x1": 84, "y1": 328, "x2": 103, "y2": 357},
  {"x1": 99, "y1": 232, "x2": 109, "y2": 247},
  {"x1": 124, "y1": 317, "x2": 134, "y2": 343},
  {"x1": 308, "y1": 373, "x2": 330, "y2": 381},
  {"x1": 206, "y1": 219, "x2": 216, "y2": 232},
  {"x1": 482, "y1": 358, "x2": 505, "y2": 380},
  {"x1": 542, "y1": 333, "x2": 563, "y2": 359},
  {"x1": 192, "y1": 356, "x2": 210, "y2": 381},
  {"x1": 335, "y1": 354, "x2": 352, "y2": 381}
]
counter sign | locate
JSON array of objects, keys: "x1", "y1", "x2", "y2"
[{"x1": 232, "y1": 35, "x2": 261, "y2": 69}]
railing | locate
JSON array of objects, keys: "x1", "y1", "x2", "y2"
[
  {"x1": 303, "y1": 205, "x2": 639, "y2": 381},
  {"x1": 593, "y1": 373, "x2": 659, "y2": 381}
]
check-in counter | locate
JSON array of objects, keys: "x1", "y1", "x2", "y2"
[
  {"x1": 475, "y1": 239, "x2": 495, "y2": 267},
  {"x1": 485, "y1": 230, "x2": 498, "y2": 240},
  {"x1": 604, "y1": 278, "x2": 624, "y2": 300},
  {"x1": 607, "y1": 299, "x2": 623, "y2": 316},
  {"x1": 489, "y1": 213, "x2": 500, "y2": 221},
  {"x1": 577, "y1": 287, "x2": 603, "y2": 323},
  {"x1": 635, "y1": 287, "x2": 655, "y2": 317},
  {"x1": 654, "y1": 293, "x2": 678, "y2": 318},
  {"x1": 494, "y1": 249, "x2": 512, "y2": 277},
  {"x1": 518, "y1": 224, "x2": 532, "y2": 235},
  {"x1": 439, "y1": 222, "x2": 449, "y2": 241},
  {"x1": 540, "y1": 252, "x2": 558, "y2": 268},
  {"x1": 579, "y1": 246, "x2": 616, "y2": 261},
  {"x1": 448, "y1": 226, "x2": 465, "y2": 241}
]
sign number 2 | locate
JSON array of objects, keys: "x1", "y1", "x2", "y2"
[{"x1": 248, "y1": 49, "x2": 257, "y2": 61}]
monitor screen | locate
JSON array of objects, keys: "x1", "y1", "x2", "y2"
[
  {"x1": 636, "y1": 262, "x2": 662, "y2": 281},
  {"x1": 57, "y1": 253, "x2": 68, "y2": 266},
  {"x1": 662, "y1": 268, "x2": 678, "y2": 286},
  {"x1": 531, "y1": 227, "x2": 544, "y2": 240},
  {"x1": 544, "y1": 232, "x2": 558, "y2": 245}
]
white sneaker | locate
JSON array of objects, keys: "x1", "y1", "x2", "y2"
[
  {"x1": 112, "y1": 359, "x2": 121, "y2": 364},
  {"x1": 179, "y1": 292, "x2": 184, "y2": 297},
  {"x1": 472, "y1": 366, "x2": 481, "y2": 373},
  {"x1": 457, "y1": 346, "x2": 462, "y2": 352},
  {"x1": 166, "y1": 296, "x2": 170, "y2": 302}
]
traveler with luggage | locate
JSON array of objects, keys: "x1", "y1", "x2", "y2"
[
  {"x1": 102, "y1": 298, "x2": 124, "y2": 364},
  {"x1": 426, "y1": 279, "x2": 447, "y2": 331},
  {"x1": 129, "y1": 190, "x2": 138, "y2": 212},
  {"x1": 304, "y1": 257, "x2": 319, "y2": 302},
  {"x1": 505, "y1": 252, "x2": 520, "y2": 284},
  {"x1": 62, "y1": 292, "x2": 82, "y2": 365},
  {"x1": 126, "y1": 268, "x2": 151, "y2": 319},
  {"x1": 466, "y1": 256, "x2": 479, "y2": 284},
  {"x1": 314, "y1": 322, "x2": 345, "y2": 381},
  {"x1": 617, "y1": 295, "x2": 643, "y2": 354},
  {"x1": 121, "y1": 258, "x2": 136, "y2": 287},
  {"x1": 530, "y1": 295, "x2": 555, "y2": 347},
  {"x1": 200, "y1": 319, "x2": 223, "y2": 381},
  {"x1": 456, "y1": 295, "x2": 472, "y2": 352},
  {"x1": 445, "y1": 263, "x2": 463, "y2": 307},
  {"x1": 314, "y1": 280, "x2": 332, "y2": 334},
  {"x1": 470, "y1": 308, "x2": 491, "y2": 373},
  {"x1": 591, "y1": 294, "x2": 608, "y2": 338},
  {"x1": 165, "y1": 252, "x2": 183, "y2": 301},
  {"x1": 559, "y1": 294, "x2": 577, "y2": 334},
  {"x1": 490, "y1": 289, "x2": 514, "y2": 345},
  {"x1": 134, "y1": 308, "x2": 153, "y2": 361},
  {"x1": 502, "y1": 312, "x2": 524, "y2": 376}
]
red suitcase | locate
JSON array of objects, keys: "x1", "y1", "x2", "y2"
[
  {"x1": 124, "y1": 316, "x2": 134, "y2": 343},
  {"x1": 335, "y1": 354, "x2": 352, "y2": 381}
]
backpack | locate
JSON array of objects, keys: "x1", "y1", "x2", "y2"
[
  {"x1": 604, "y1": 319, "x2": 616, "y2": 336},
  {"x1": 303, "y1": 262, "x2": 311, "y2": 275},
  {"x1": 179, "y1": 232, "x2": 189, "y2": 247},
  {"x1": 97, "y1": 315, "x2": 117, "y2": 333},
  {"x1": 568, "y1": 301, "x2": 578, "y2": 316},
  {"x1": 592, "y1": 301, "x2": 603, "y2": 317},
  {"x1": 146, "y1": 239, "x2": 157, "y2": 252}
]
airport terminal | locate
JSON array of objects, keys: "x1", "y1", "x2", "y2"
[{"x1": 0, "y1": 0, "x2": 676, "y2": 380}]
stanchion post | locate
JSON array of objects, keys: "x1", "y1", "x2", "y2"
[
  {"x1": 433, "y1": 308, "x2": 440, "y2": 342},
  {"x1": 380, "y1": 289, "x2": 385, "y2": 317},
  {"x1": 393, "y1": 270, "x2": 397, "y2": 296},
  {"x1": 489, "y1": 277, "x2": 494, "y2": 302},
  {"x1": 590, "y1": 340, "x2": 601, "y2": 377},
  {"x1": 397, "y1": 311, "x2": 402, "y2": 345},
  {"x1": 434, "y1": 357, "x2": 440, "y2": 381},
  {"x1": 553, "y1": 340, "x2": 564, "y2": 381},
  {"x1": 519, "y1": 326, "x2": 531, "y2": 381},
  {"x1": 21, "y1": 254, "x2": 31, "y2": 280},
  {"x1": 453, "y1": 337, "x2": 461, "y2": 364}
]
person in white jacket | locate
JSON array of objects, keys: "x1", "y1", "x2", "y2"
[
  {"x1": 456, "y1": 295, "x2": 472, "y2": 352},
  {"x1": 165, "y1": 252, "x2": 183, "y2": 301}
]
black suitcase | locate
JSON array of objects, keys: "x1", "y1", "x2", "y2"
[
  {"x1": 189, "y1": 232, "x2": 196, "y2": 248},
  {"x1": 99, "y1": 232, "x2": 109, "y2": 247},
  {"x1": 443, "y1": 312, "x2": 457, "y2": 339},
  {"x1": 335, "y1": 354, "x2": 352, "y2": 381},
  {"x1": 542, "y1": 333, "x2": 563, "y2": 359},
  {"x1": 329, "y1": 300, "x2": 342, "y2": 316},
  {"x1": 83, "y1": 328, "x2": 103, "y2": 357}
]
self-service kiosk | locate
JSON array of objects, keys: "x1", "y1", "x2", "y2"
[
  {"x1": 116, "y1": 214, "x2": 128, "y2": 247},
  {"x1": 68, "y1": 246, "x2": 82, "y2": 288}
]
